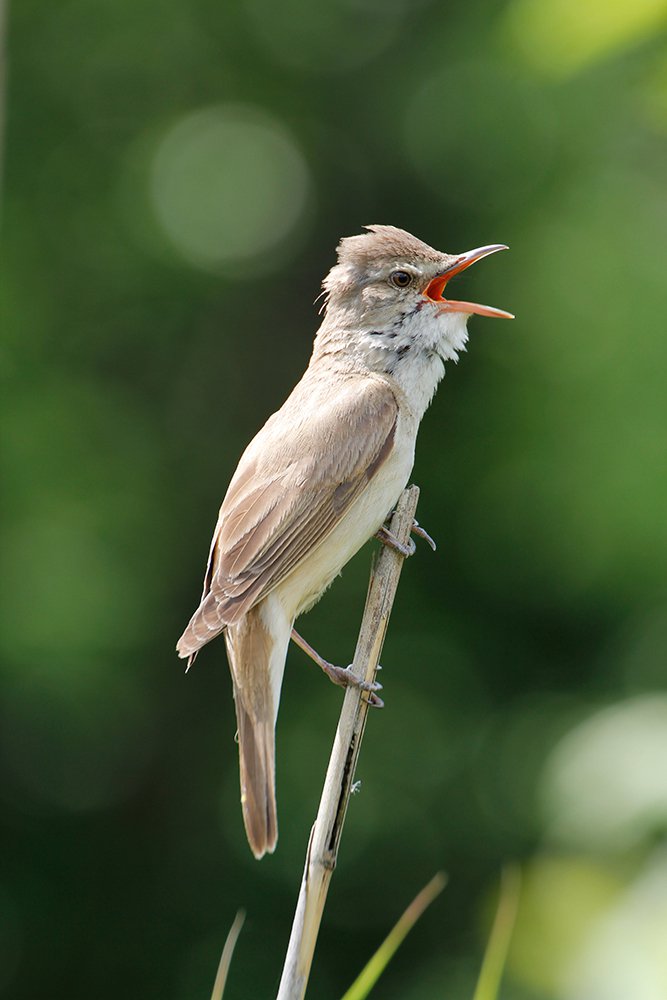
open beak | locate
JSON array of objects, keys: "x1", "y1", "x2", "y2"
[{"x1": 424, "y1": 244, "x2": 514, "y2": 319}]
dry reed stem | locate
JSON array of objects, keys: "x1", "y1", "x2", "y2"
[{"x1": 276, "y1": 485, "x2": 421, "y2": 1000}]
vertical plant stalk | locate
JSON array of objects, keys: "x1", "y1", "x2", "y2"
[
  {"x1": 276, "y1": 485, "x2": 421, "y2": 1000},
  {"x1": 471, "y1": 864, "x2": 522, "y2": 1000},
  {"x1": 210, "y1": 909, "x2": 246, "y2": 1000}
]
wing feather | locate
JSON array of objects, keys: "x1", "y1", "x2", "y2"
[{"x1": 177, "y1": 374, "x2": 398, "y2": 658}]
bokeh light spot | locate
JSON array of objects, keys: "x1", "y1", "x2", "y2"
[
  {"x1": 504, "y1": 0, "x2": 667, "y2": 77},
  {"x1": 542, "y1": 695, "x2": 667, "y2": 851},
  {"x1": 562, "y1": 852, "x2": 667, "y2": 1000},
  {"x1": 150, "y1": 105, "x2": 311, "y2": 272},
  {"x1": 509, "y1": 855, "x2": 622, "y2": 996}
]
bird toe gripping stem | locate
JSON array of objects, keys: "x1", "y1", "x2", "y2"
[
  {"x1": 376, "y1": 516, "x2": 437, "y2": 556},
  {"x1": 290, "y1": 629, "x2": 384, "y2": 707},
  {"x1": 375, "y1": 525, "x2": 417, "y2": 558}
]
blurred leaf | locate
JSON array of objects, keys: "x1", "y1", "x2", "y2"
[
  {"x1": 472, "y1": 866, "x2": 521, "y2": 1000},
  {"x1": 210, "y1": 909, "x2": 245, "y2": 1000},
  {"x1": 504, "y1": 0, "x2": 667, "y2": 76},
  {"x1": 508, "y1": 856, "x2": 623, "y2": 995},
  {"x1": 340, "y1": 872, "x2": 447, "y2": 1000}
]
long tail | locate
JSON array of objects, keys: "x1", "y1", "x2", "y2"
[{"x1": 224, "y1": 598, "x2": 290, "y2": 859}]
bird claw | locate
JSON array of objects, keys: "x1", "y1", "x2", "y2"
[
  {"x1": 375, "y1": 525, "x2": 416, "y2": 558},
  {"x1": 377, "y1": 516, "x2": 437, "y2": 554},
  {"x1": 325, "y1": 663, "x2": 385, "y2": 707},
  {"x1": 411, "y1": 519, "x2": 437, "y2": 551},
  {"x1": 322, "y1": 661, "x2": 382, "y2": 694},
  {"x1": 326, "y1": 664, "x2": 384, "y2": 708}
]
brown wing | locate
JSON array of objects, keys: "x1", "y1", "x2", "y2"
[{"x1": 177, "y1": 374, "x2": 398, "y2": 659}]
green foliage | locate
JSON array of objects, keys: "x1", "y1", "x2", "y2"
[
  {"x1": 2, "y1": 1, "x2": 667, "y2": 997},
  {"x1": 341, "y1": 874, "x2": 447, "y2": 1000},
  {"x1": 472, "y1": 867, "x2": 521, "y2": 1000}
]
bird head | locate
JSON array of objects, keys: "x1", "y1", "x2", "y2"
[{"x1": 322, "y1": 224, "x2": 513, "y2": 329}]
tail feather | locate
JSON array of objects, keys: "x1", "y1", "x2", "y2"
[
  {"x1": 224, "y1": 601, "x2": 289, "y2": 859},
  {"x1": 233, "y1": 692, "x2": 277, "y2": 858}
]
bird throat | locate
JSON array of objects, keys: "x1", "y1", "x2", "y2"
[{"x1": 359, "y1": 308, "x2": 470, "y2": 418}]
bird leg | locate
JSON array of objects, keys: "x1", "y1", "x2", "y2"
[
  {"x1": 290, "y1": 628, "x2": 384, "y2": 708},
  {"x1": 375, "y1": 517, "x2": 437, "y2": 555}
]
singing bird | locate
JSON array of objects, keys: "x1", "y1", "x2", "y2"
[{"x1": 177, "y1": 225, "x2": 513, "y2": 858}]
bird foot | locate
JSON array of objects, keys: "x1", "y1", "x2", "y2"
[
  {"x1": 375, "y1": 525, "x2": 416, "y2": 558},
  {"x1": 290, "y1": 629, "x2": 384, "y2": 708},
  {"x1": 376, "y1": 517, "x2": 437, "y2": 554},
  {"x1": 320, "y1": 661, "x2": 384, "y2": 707}
]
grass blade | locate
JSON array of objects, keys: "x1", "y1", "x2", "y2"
[
  {"x1": 472, "y1": 865, "x2": 521, "y2": 1000},
  {"x1": 210, "y1": 908, "x2": 246, "y2": 1000},
  {"x1": 340, "y1": 872, "x2": 447, "y2": 1000}
]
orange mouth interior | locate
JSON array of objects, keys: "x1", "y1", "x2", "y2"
[{"x1": 423, "y1": 247, "x2": 514, "y2": 320}]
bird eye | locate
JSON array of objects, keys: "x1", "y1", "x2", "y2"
[{"x1": 390, "y1": 270, "x2": 413, "y2": 288}]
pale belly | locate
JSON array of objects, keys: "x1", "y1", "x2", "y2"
[{"x1": 274, "y1": 418, "x2": 417, "y2": 621}]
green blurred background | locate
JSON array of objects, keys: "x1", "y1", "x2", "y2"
[{"x1": 2, "y1": 0, "x2": 667, "y2": 997}]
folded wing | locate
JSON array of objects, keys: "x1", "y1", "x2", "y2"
[{"x1": 176, "y1": 375, "x2": 398, "y2": 661}]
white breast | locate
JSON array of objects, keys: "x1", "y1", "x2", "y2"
[{"x1": 274, "y1": 406, "x2": 417, "y2": 621}]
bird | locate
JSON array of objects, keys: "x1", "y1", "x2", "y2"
[{"x1": 177, "y1": 225, "x2": 513, "y2": 858}]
